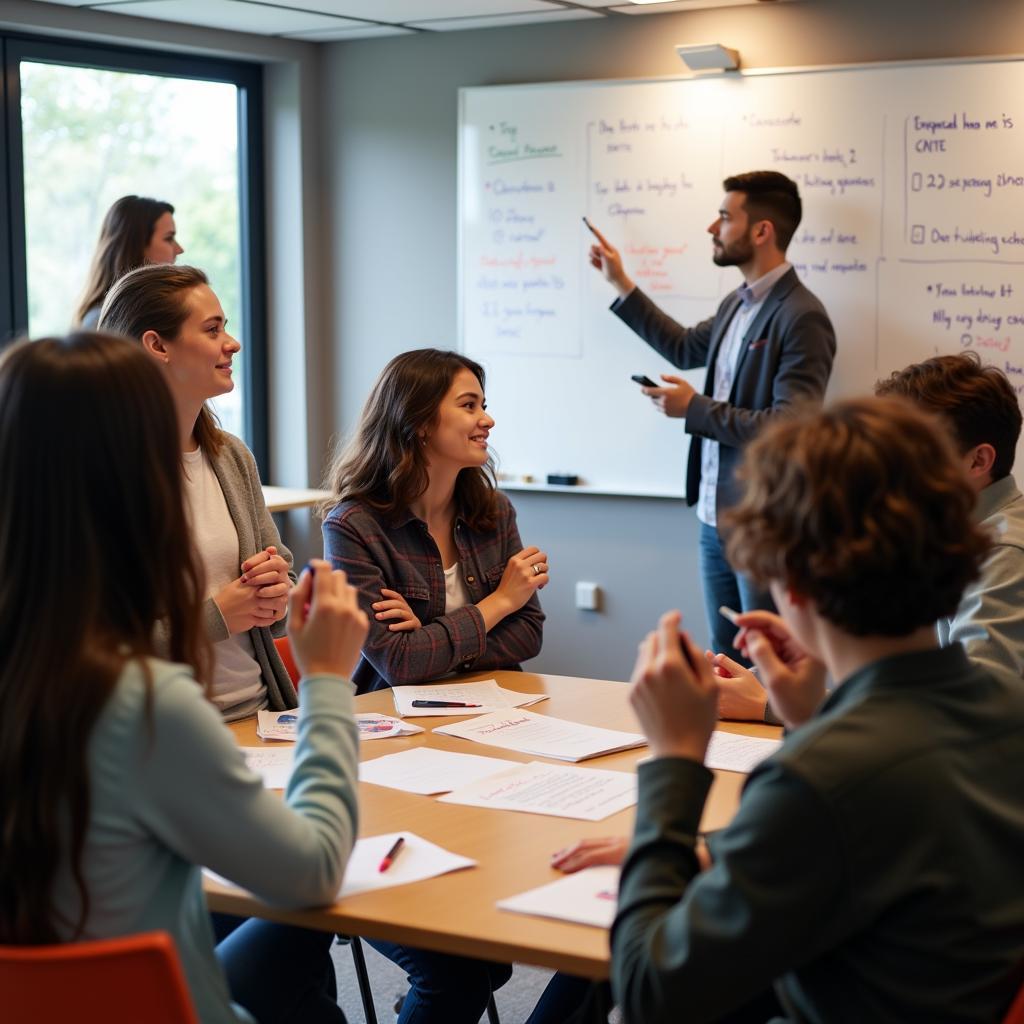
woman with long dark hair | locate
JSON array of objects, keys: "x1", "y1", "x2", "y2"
[
  {"x1": 322, "y1": 347, "x2": 546, "y2": 695},
  {"x1": 0, "y1": 331, "x2": 366, "y2": 1022},
  {"x1": 322, "y1": 347, "x2": 548, "y2": 1023},
  {"x1": 100, "y1": 265, "x2": 296, "y2": 719},
  {"x1": 74, "y1": 194, "x2": 184, "y2": 328}
]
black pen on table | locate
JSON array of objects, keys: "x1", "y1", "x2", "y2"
[
  {"x1": 410, "y1": 700, "x2": 483, "y2": 708},
  {"x1": 378, "y1": 836, "x2": 405, "y2": 873}
]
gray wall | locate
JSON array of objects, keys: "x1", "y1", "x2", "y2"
[
  {"x1": 9, "y1": 0, "x2": 1024, "y2": 680},
  {"x1": 320, "y1": 0, "x2": 1024, "y2": 680}
]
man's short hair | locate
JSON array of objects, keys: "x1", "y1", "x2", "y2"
[
  {"x1": 724, "y1": 397, "x2": 991, "y2": 637},
  {"x1": 875, "y1": 352, "x2": 1022, "y2": 481},
  {"x1": 723, "y1": 171, "x2": 802, "y2": 251}
]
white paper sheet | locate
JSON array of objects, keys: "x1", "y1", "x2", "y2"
[
  {"x1": 392, "y1": 679, "x2": 549, "y2": 717},
  {"x1": 439, "y1": 761, "x2": 637, "y2": 821},
  {"x1": 356, "y1": 712, "x2": 425, "y2": 740},
  {"x1": 256, "y1": 709, "x2": 299, "y2": 741},
  {"x1": 497, "y1": 866, "x2": 620, "y2": 928},
  {"x1": 240, "y1": 746, "x2": 295, "y2": 789},
  {"x1": 339, "y1": 832, "x2": 477, "y2": 897},
  {"x1": 358, "y1": 747, "x2": 520, "y2": 795},
  {"x1": 205, "y1": 831, "x2": 476, "y2": 900},
  {"x1": 434, "y1": 709, "x2": 646, "y2": 762},
  {"x1": 705, "y1": 731, "x2": 782, "y2": 773}
]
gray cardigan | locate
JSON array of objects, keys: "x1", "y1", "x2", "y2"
[{"x1": 172, "y1": 431, "x2": 298, "y2": 711}]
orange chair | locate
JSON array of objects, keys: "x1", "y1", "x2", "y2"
[
  {"x1": 0, "y1": 930, "x2": 198, "y2": 1024},
  {"x1": 274, "y1": 634, "x2": 301, "y2": 685},
  {"x1": 1003, "y1": 976, "x2": 1024, "y2": 1024}
]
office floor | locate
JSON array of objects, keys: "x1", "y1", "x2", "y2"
[{"x1": 331, "y1": 939, "x2": 595, "y2": 1023}]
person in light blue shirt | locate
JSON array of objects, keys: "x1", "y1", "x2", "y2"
[{"x1": 0, "y1": 331, "x2": 368, "y2": 1024}]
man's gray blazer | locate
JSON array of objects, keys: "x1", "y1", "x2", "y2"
[{"x1": 613, "y1": 268, "x2": 836, "y2": 520}]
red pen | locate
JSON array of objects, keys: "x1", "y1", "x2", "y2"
[{"x1": 378, "y1": 836, "x2": 405, "y2": 873}]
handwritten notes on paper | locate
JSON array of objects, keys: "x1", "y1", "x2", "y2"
[
  {"x1": 497, "y1": 866, "x2": 620, "y2": 928},
  {"x1": 359, "y1": 747, "x2": 520, "y2": 795},
  {"x1": 704, "y1": 731, "x2": 782, "y2": 773},
  {"x1": 440, "y1": 760, "x2": 637, "y2": 821},
  {"x1": 434, "y1": 709, "x2": 645, "y2": 762},
  {"x1": 392, "y1": 679, "x2": 549, "y2": 717},
  {"x1": 240, "y1": 747, "x2": 294, "y2": 789}
]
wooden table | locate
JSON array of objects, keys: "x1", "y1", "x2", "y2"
[
  {"x1": 261, "y1": 485, "x2": 332, "y2": 513},
  {"x1": 205, "y1": 670, "x2": 780, "y2": 979}
]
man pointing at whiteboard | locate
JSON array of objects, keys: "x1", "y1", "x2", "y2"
[{"x1": 589, "y1": 171, "x2": 836, "y2": 665}]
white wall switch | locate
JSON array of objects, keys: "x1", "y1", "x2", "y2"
[{"x1": 575, "y1": 581, "x2": 601, "y2": 611}]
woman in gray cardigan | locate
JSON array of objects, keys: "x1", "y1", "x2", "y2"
[{"x1": 100, "y1": 264, "x2": 297, "y2": 717}]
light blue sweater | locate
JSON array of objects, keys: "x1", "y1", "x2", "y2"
[{"x1": 52, "y1": 659, "x2": 359, "y2": 1024}]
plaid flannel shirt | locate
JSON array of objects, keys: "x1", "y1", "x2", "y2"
[{"x1": 323, "y1": 491, "x2": 544, "y2": 693}]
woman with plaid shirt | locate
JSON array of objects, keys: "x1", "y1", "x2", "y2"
[{"x1": 322, "y1": 347, "x2": 548, "y2": 1024}]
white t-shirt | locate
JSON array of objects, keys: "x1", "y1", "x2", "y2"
[
  {"x1": 182, "y1": 447, "x2": 268, "y2": 721},
  {"x1": 444, "y1": 562, "x2": 471, "y2": 613}
]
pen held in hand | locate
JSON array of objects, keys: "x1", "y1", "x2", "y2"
[
  {"x1": 300, "y1": 562, "x2": 316, "y2": 615},
  {"x1": 378, "y1": 836, "x2": 405, "y2": 873},
  {"x1": 718, "y1": 605, "x2": 741, "y2": 626},
  {"x1": 410, "y1": 700, "x2": 483, "y2": 708}
]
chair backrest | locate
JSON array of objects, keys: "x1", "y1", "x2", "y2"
[
  {"x1": 0, "y1": 930, "x2": 199, "y2": 1024},
  {"x1": 274, "y1": 634, "x2": 301, "y2": 685},
  {"x1": 1003, "y1": 975, "x2": 1024, "y2": 1024}
]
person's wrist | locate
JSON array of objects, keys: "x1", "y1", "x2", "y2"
[
  {"x1": 614, "y1": 275, "x2": 635, "y2": 299},
  {"x1": 296, "y1": 657, "x2": 349, "y2": 679},
  {"x1": 490, "y1": 591, "x2": 516, "y2": 618}
]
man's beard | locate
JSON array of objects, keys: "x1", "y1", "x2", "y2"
[{"x1": 712, "y1": 237, "x2": 755, "y2": 267}]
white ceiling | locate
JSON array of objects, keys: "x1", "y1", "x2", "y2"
[{"x1": 28, "y1": 0, "x2": 788, "y2": 41}]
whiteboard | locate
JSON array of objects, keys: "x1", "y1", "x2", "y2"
[{"x1": 458, "y1": 60, "x2": 1024, "y2": 497}]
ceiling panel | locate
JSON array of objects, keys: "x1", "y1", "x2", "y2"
[
  {"x1": 409, "y1": 8, "x2": 602, "y2": 30},
  {"x1": 282, "y1": 24, "x2": 415, "y2": 41},
  {"x1": 273, "y1": 0, "x2": 560, "y2": 21},
  {"x1": 611, "y1": 0, "x2": 795, "y2": 11},
  {"x1": 92, "y1": 0, "x2": 358, "y2": 34}
]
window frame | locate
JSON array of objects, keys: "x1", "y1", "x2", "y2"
[{"x1": 0, "y1": 32, "x2": 269, "y2": 474}]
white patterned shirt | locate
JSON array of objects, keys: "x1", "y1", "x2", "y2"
[{"x1": 697, "y1": 262, "x2": 792, "y2": 527}]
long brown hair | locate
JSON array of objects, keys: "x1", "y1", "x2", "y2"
[
  {"x1": 0, "y1": 332, "x2": 210, "y2": 944},
  {"x1": 73, "y1": 195, "x2": 175, "y2": 325},
  {"x1": 324, "y1": 349, "x2": 499, "y2": 530},
  {"x1": 98, "y1": 263, "x2": 222, "y2": 456}
]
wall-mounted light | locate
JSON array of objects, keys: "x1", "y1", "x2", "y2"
[{"x1": 675, "y1": 43, "x2": 740, "y2": 72}]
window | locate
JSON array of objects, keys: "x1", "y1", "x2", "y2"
[{"x1": 1, "y1": 35, "x2": 267, "y2": 469}]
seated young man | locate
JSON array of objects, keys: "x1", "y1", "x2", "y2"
[
  {"x1": 717, "y1": 351, "x2": 1024, "y2": 721},
  {"x1": 612, "y1": 397, "x2": 1024, "y2": 1024}
]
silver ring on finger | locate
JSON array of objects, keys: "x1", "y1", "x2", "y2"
[{"x1": 533, "y1": 563, "x2": 545, "y2": 576}]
